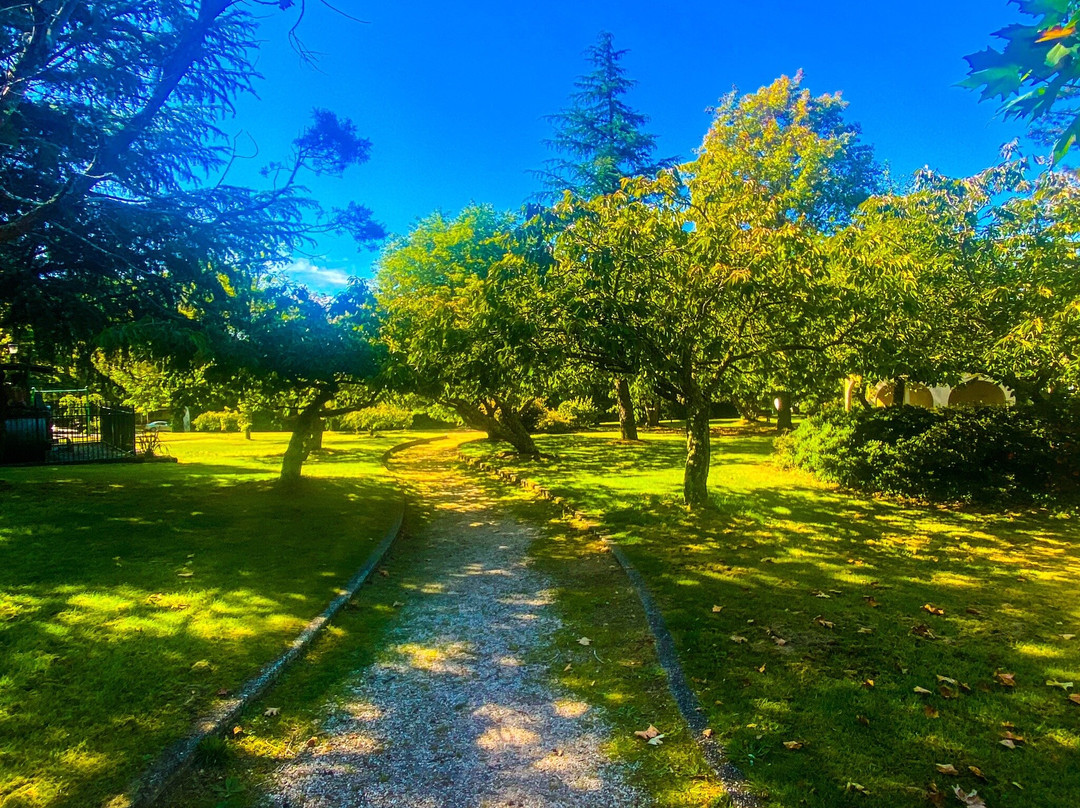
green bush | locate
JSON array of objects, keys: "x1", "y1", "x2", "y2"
[
  {"x1": 191, "y1": 410, "x2": 245, "y2": 432},
  {"x1": 340, "y1": 404, "x2": 415, "y2": 433},
  {"x1": 537, "y1": 398, "x2": 603, "y2": 434},
  {"x1": 776, "y1": 404, "x2": 1080, "y2": 504}
]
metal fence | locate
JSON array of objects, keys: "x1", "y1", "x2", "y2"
[{"x1": 1, "y1": 402, "x2": 138, "y2": 465}]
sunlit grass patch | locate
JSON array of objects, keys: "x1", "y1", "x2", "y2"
[
  {"x1": 0, "y1": 431, "x2": 424, "y2": 808},
  {"x1": 462, "y1": 424, "x2": 1080, "y2": 808}
]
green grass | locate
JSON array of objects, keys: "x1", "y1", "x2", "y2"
[
  {"x1": 0, "y1": 431, "x2": 426, "y2": 808},
  {"x1": 461, "y1": 423, "x2": 1080, "y2": 808},
  {"x1": 163, "y1": 435, "x2": 726, "y2": 808}
]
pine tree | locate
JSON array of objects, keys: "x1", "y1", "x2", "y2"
[
  {"x1": 537, "y1": 32, "x2": 673, "y2": 200},
  {"x1": 537, "y1": 32, "x2": 673, "y2": 440}
]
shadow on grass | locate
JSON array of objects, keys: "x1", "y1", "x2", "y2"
[
  {"x1": 464, "y1": 429, "x2": 1080, "y2": 808},
  {"x1": 0, "y1": 460, "x2": 400, "y2": 808}
]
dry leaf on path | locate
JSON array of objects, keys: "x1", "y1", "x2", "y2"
[
  {"x1": 634, "y1": 725, "x2": 664, "y2": 745},
  {"x1": 702, "y1": 728, "x2": 713, "y2": 738}
]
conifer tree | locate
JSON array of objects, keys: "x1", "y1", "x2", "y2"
[{"x1": 536, "y1": 31, "x2": 673, "y2": 439}]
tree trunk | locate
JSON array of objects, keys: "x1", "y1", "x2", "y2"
[
  {"x1": 683, "y1": 388, "x2": 712, "y2": 508},
  {"x1": 644, "y1": 404, "x2": 660, "y2": 429},
  {"x1": 452, "y1": 399, "x2": 538, "y2": 456},
  {"x1": 892, "y1": 378, "x2": 906, "y2": 407},
  {"x1": 307, "y1": 418, "x2": 324, "y2": 451},
  {"x1": 775, "y1": 391, "x2": 793, "y2": 432},
  {"x1": 280, "y1": 395, "x2": 330, "y2": 484},
  {"x1": 614, "y1": 376, "x2": 638, "y2": 441}
]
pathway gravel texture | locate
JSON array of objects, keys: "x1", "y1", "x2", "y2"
[{"x1": 268, "y1": 443, "x2": 646, "y2": 807}]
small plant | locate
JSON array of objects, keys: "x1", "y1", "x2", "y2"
[{"x1": 195, "y1": 734, "x2": 231, "y2": 767}]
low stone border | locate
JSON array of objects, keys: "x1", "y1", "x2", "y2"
[
  {"x1": 120, "y1": 435, "x2": 444, "y2": 808},
  {"x1": 457, "y1": 450, "x2": 760, "y2": 808}
]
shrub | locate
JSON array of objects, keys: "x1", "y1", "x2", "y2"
[
  {"x1": 340, "y1": 404, "x2": 415, "y2": 433},
  {"x1": 776, "y1": 403, "x2": 1080, "y2": 505},
  {"x1": 537, "y1": 397, "x2": 603, "y2": 434},
  {"x1": 191, "y1": 410, "x2": 245, "y2": 432}
]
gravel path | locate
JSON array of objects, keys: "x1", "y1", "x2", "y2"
[{"x1": 267, "y1": 443, "x2": 646, "y2": 808}]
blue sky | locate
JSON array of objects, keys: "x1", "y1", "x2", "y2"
[{"x1": 227, "y1": 1, "x2": 1028, "y2": 292}]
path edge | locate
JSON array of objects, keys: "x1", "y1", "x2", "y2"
[
  {"x1": 119, "y1": 434, "x2": 445, "y2": 808},
  {"x1": 456, "y1": 447, "x2": 760, "y2": 808}
]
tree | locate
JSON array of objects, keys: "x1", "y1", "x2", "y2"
[
  {"x1": 0, "y1": 1, "x2": 381, "y2": 362},
  {"x1": 377, "y1": 206, "x2": 549, "y2": 457},
  {"x1": 550, "y1": 75, "x2": 876, "y2": 506},
  {"x1": 964, "y1": 1, "x2": 1080, "y2": 162},
  {"x1": 536, "y1": 31, "x2": 675, "y2": 441}
]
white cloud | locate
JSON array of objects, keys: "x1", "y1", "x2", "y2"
[{"x1": 282, "y1": 258, "x2": 352, "y2": 292}]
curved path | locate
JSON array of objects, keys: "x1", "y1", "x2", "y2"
[{"x1": 268, "y1": 440, "x2": 645, "y2": 808}]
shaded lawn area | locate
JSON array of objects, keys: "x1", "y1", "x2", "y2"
[
  {"x1": 0, "y1": 431, "x2": 427, "y2": 808},
  {"x1": 461, "y1": 424, "x2": 1080, "y2": 808}
]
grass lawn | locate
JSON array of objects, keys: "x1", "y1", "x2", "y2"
[
  {"x1": 0, "y1": 430, "x2": 426, "y2": 808},
  {"x1": 460, "y1": 423, "x2": 1080, "y2": 808}
]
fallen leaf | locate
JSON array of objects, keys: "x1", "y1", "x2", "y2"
[
  {"x1": 231, "y1": 726, "x2": 243, "y2": 737},
  {"x1": 392, "y1": 601, "x2": 405, "y2": 608},
  {"x1": 378, "y1": 569, "x2": 389, "y2": 577},
  {"x1": 927, "y1": 782, "x2": 946, "y2": 808},
  {"x1": 577, "y1": 637, "x2": 592, "y2": 646},
  {"x1": 730, "y1": 635, "x2": 748, "y2": 644},
  {"x1": 912, "y1": 624, "x2": 937, "y2": 639},
  {"x1": 939, "y1": 685, "x2": 957, "y2": 699},
  {"x1": 216, "y1": 688, "x2": 230, "y2": 697},
  {"x1": 563, "y1": 663, "x2": 572, "y2": 672},
  {"x1": 1061, "y1": 634, "x2": 1075, "y2": 640},
  {"x1": 812, "y1": 590, "x2": 831, "y2": 599},
  {"x1": 862, "y1": 679, "x2": 875, "y2": 688},
  {"x1": 1000, "y1": 739, "x2": 1016, "y2": 749},
  {"x1": 757, "y1": 664, "x2": 766, "y2": 674},
  {"x1": 857, "y1": 627, "x2": 874, "y2": 634},
  {"x1": 1069, "y1": 693, "x2": 1080, "y2": 705},
  {"x1": 306, "y1": 737, "x2": 317, "y2": 748},
  {"x1": 969, "y1": 766, "x2": 987, "y2": 782},
  {"x1": 1001, "y1": 730, "x2": 1025, "y2": 744},
  {"x1": 924, "y1": 705, "x2": 940, "y2": 718},
  {"x1": 863, "y1": 597, "x2": 880, "y2": 608},
  {"x1": 959, "y1": 682, "x2": 972, "y2": 694},
  {"x1": 844, "y1": 781, "x2": 869, "y2": 795},
  {"x1": 952, "y1": 786, "x2": 987, "y2": 808},
  {"x1": 176, "y1": 571, "x2": 194, "y2": 578},
  {"x1": 937, "y1": 675, "x2": 958, "y2": 686},
  {"x1": 711, "y1": 605, "x2": 724, "y2": 613},
  {"x1": 1046, "y1": 680, "x2": 1074, "y2": 690},
  {"x1": 783, "y1": 740, "x2": 803, "y2": 750},
  {"x1": 923, "y1": 604, "x2": 946, "y2": 616},
  {"x1": 935, "y1": 763, "x2": 959, "y2": 775},
  {"x1": 914, "y1": 686, "x2": 933, "y2": 695},
  {"x1": 634, "y1": 725, "x2": 661, "y2": 741},
  {"x1": 264, "y1": 707, "x2": 280, "y2": 717},
  {"x1": 994, "y1": 672, "x2": 1016, "y2": 687},
  {"x1": 814, "y1": 616, "x2": 835, "y2": 629},
  {"x1": 856, "y1": 714, "x2": 870, "y2": 726},
  {"x1": 702, "y1": 728, "x2": 714, "y2": 738},
  {"x1": 773, "y1": 636, "x2": 788, "y2": 646}
]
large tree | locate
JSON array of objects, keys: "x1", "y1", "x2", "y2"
[
  {"x1": 536, "y1": 31, "x2": 675, "y2": 441},
  {"x1": 550, "y1": 75, "x2": 876, "y2": 506},
  {"x1": 377, "y1": 205, "x2": 549, "y2": 457}
]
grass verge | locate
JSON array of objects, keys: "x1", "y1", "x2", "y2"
[
  {"x1": 0, "y1": 431, "x2": 425, "y2": 808},
  {"x1": 460, "y1": 424, "x2": 1080, "y2": 808}
]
